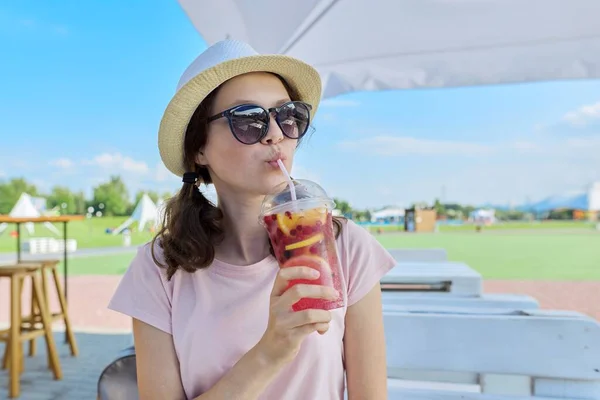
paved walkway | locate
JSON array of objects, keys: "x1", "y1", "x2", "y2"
[
  {"x1": 0, "y1": 331, "x2": 132, "y2": 399},
  {"x1": 483, "y1": 280, "x2": 600, "y2": 321},
  {"x1": 1, "y1": 275, "x2": 599, "y2": 331}
]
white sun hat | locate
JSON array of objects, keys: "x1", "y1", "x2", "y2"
[{"x1": 158, "y1": 39, "x2": 322, "y2": 177}]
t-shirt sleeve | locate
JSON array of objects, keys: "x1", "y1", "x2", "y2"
[
  {"x1": 340, "y1": 220, "x2": 396, "y2": 306},
  {"x1": 107, "y1": 242, "x2": 174, "y2": 334}
]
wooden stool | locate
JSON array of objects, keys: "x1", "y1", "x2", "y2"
[
  {"x1": 19, "y1": 260, "x2": 78, "y2": 358},
  {"x1": 0, "y1": 264, "x2": 62, "y2": 398}
]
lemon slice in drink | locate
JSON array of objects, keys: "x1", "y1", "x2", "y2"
[{"x1": 285, "y1": 233, "x2": 324, "y2": 251}]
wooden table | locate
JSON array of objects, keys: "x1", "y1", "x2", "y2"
[{"x1": 0, "y1": 215, "x2": 84, "y2": 302}]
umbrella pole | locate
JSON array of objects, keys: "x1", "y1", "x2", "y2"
[
  {"x1": 63, "y1": 221, "x2": 68, "y2": 344},
  {"x1": 16, "y1": 223, "x2": 21, "y2": 263}
]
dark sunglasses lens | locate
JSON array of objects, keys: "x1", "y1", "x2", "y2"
[
  {"x1": 278, "y1": 102, "x2": 310, "y2": 139},
  {"x1": 229, "y1": 105, "x2": 268, "y2": 144}
]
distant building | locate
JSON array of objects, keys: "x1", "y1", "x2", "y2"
[
  {"x1": 469, "y1": 209, "x2": 496, "y2": 225},
  {"x1": 404, "y1": 207, "x2": 437, "y2": 232},
  {"x1": 371, "y1": 207, "x2": 405, "y2": 224}
]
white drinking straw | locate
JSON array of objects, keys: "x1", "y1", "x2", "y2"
[{"x1": 276, "y1": 159, "x2": 297, "y2": 201}]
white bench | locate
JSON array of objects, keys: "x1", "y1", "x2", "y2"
[
  {"x1": 381, "y1": 261, "x2": 482, "y2": 296},
  {"x1": 388, "y1": 248, "x2": 448, "y2": 262},
  {"x1": 382, "y1": 293, "x2": 539, "y2": 311},
  {"x1": 22, "y1": 237, "x2": 77, "y2": 254},
  {"x1": 384, "y1": 309, "x2": 600, "y2": 399}
]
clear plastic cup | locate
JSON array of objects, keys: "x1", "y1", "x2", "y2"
[{"x1": 260, "y1": 179, "x2": 345, "y2": 311}]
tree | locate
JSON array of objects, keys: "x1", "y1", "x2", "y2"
[
  {"x1": 161, "y1": 191, "x2": 174, "y2": 201},
  {"x1": 134, "y1": 190, "x2": 160, "y2": 205},
  {"x1": 433, "y1": 198, "x2": 446, "y2": 217},
  {"x1": 92, "y1": 176, "x2": 130, "y2": 216},
  {"x1": 46, "y1": 186, "x2": 77, "y2": 214},
  {"x1": 333, "y1": 198, "x2": 352, "y2": 216},
  {"x1": 0, "y1": 178, "x2": 39, "y2": 214},
  {"x1": 73, "y1": 191, "x2": 87, "y2": 215}
]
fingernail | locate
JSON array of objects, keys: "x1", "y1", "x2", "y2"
[{"x1": 311, "y1": 270, "x2": 320, "y2": 278}]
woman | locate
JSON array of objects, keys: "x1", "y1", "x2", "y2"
[{"x1": 108, "y1": 40, "x2": 396, "y2": 400}]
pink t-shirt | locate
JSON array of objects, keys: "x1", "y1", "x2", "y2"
[{"x1": 108, "y1": 219, "x2": 395, "y2": 399}]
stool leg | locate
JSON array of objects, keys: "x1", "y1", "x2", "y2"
[
  {"x1": 50, "y1": 266, "x2": 78, "y2": 356},
  {"x1": 31, "y1": 274, "x2": 62, "y2": 380},
  {"x1": 40, "y1": 268, "x2": 53, "y2": 368},
  {"x1": 9, "y1": 275, "x2": 22, "y2": 398},
  {"x1": 29, "y1": 275, "x2": 38, "y2": 357},
  {"x1": 1, "y1": 342, "x2": 8, "y2": 369}
]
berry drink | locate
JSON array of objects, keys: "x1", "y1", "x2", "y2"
[{"x1": 263, "y1": 206, "x2": 344, "y2": 311}]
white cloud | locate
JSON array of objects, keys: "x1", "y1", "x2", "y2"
[
  {"x1": 49, "y1": 158, "x2": 74, "y2": 169},
  {"x1": 511, "y1": 141, "x2": 543, "y2": 153},
  {"x1": 510, "y1": 136, "x2": 600, "y2": 161},
  {"x1": 291, "y1": 163, "x2": 322, "y2": 185},
  {"x1": 11, "y1": 159, "x2": 29, "y2": 169},
  {"x1": 320, "y1": 99, "x2": 360, "y2": 108},
  {"x1": 83, "y1": 153, "x2": 149, "y2": 174},
  {"x1": 331, "y1": 131, "x2": 600, "y2": 208},
  {"x1": 562, "y1": 102, "x2": 600, "y2": 126},
  {"x1": 317, "y1": 113, "x2": 337, "y2": 123},
  {"x1": 154, "y1": 162, "x2": 172, "y2": 182},
  {"x1": 339, "y1": 135, "x2": 493, "y2": 156},
  {"x1": 0, "y1": 170, "x2": 5, "y2": 178},
  {"x1": 565, "y1": 136, "x2": 600, "y2": 150},
  {"x1": 446, "y1": 156, "x2": 600, "y2": 205}
]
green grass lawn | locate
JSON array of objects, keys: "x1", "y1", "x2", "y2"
[
  {"x1": 437, "y1": 220, "x2": 596, "y2": 232},
  {"x1": 4, "y1": 217, "x2": 598, "y2": 281},
  {"x1": 364, "y1": 220, "x2": 595, "y2": 233},
  {"x1": 0, "y1": 216, "x2": 153, "y2": 253},
  {"x1": 60, "y1": 252, "x2": 138, "y2": 276},
  {"x1": 44, "y1": 225, "x2": 599, "y2": 281},
  {"x1": 376, "y1": 230, "x2": 600, "y2": 280}
]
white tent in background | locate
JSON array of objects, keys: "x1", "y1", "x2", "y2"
[
  {"x1": 371, "y1": 207, "x2": 406, "y2": 224},
  {"x1": 0, "y1": 193, "x2": 61, "y2": 236},
  {"x1": 112, "y1": 193, "x2": 158, "y2": 235}
]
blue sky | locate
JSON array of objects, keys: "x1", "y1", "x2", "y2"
[{"x1": 1, "y1": 1, "x2": 599, "y2": 209}]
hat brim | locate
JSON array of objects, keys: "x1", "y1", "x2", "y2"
[{"x1": 158, "y1": 54, "x2": 322, "y2": 178}]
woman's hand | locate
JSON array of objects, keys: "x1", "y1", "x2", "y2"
[{"x1": 256, "y1": 266, "x2": 338, "y2": 365}]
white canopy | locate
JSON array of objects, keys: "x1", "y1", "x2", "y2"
[
  {"x1": 470, "y1": 208, "x2": 497, "y2": 222},
  {"x1": 177, "y1": 0, "x2": 600, "y2": 98},
  {"x1": 0, "y1": 193, "x2": 61, "y2": 236},
  {"x1": 113, "y1": 194, "x2": 159, "y2": 235},
  {"x1": 371, "y1": 207, "x2": 406, "y2": 222}
]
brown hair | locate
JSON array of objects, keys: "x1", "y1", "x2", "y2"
[{"x1": 152, "y1": 75, "x2": 343, "y2": 280}]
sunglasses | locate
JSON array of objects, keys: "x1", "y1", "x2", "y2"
[{"x1": 207, "y1": 101, "x2": 312, "y2": 145}]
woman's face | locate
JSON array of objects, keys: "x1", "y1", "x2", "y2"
[{"x1": 197, "y1": 72, "x2": 300, "y2": 197}]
